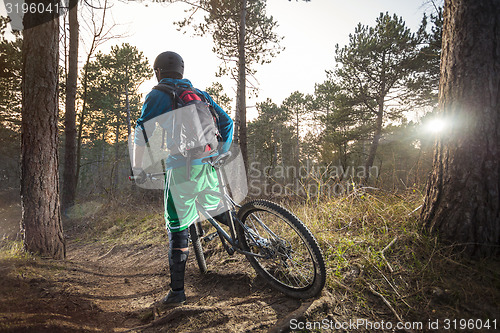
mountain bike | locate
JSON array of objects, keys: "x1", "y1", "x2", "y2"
[{"x1": 132, "y1": 151, "x2": 326, "y2": 299}]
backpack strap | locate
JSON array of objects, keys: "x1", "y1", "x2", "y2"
[
  {"x1": 152, "y1": 83, "x2": 178, "y2": 150},
  {"x1": 153, "y1": 83, "x2": 177, "y2": 109}
]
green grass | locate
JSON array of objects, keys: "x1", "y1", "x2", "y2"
[
  {"x1": 65, "y1": 199, "x2": 169, "y2": 247},
  {"x1": 0, "y1": 240, "x2": 30, "y2": 260},
  {"x1": 2, "y1": 189, "x2": 498, "y2": 326},
  {"x1": 286, "y1": 188, "x2": 499, "y2": 324}
]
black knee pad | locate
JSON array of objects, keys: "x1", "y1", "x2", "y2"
[
  {"x1": 169, "y1": 248, "x2": 189, "y2": 291},
  {"x1": 169, "y1": 228, "x2": 189, "y2": 250},
  {"x1": 170, "y1": 248, "x2": 189, "y2": 264},
  {"x1": 168, "y1": 228, "x2": 190, "y2": 291}
]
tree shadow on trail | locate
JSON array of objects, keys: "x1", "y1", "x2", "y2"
[
  {"x1": 0, "y1": 260, "x2": 129, "y2": 332},
  {"x1": 0, "y1": 256, "x2": 160, "y2": 332}
]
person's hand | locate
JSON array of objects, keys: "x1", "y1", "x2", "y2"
[{"x1": 132, "y1": 167, "x2": 147, "y2": 184}]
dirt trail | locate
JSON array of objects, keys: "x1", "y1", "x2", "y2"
[
  {"x1": 1, "y1": 226, "x2": 318, "y2": 332},
  {"x1": 64, "y1": 239, "x2": 305, "y2": 332},
  {"x1": 0, "y1": 191, "x2": 335, "y2": 332}
]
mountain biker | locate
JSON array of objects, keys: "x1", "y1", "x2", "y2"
[{"x1": 132, "y1": 51, "x2": 233, "y2": 306}]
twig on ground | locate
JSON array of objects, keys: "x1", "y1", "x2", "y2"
[
  {"x1": 368, "y1": 284, "x2": 414, "y2": 333},
  {"x1": 124, "y1": 305, "x2": 224, "y2": 332},
  {"x1": 408, "y1": 204, "x2": 423, "y2": 216},
  {"x1": 381, "y1": 236, "x2": 398, "y2": 273},
  {"x1": 331, "y1": 278, "x2": 355, "y2": 292},
  {"x1": 368, "y1": 261, "x2": 412, "y2": 309},
  {"x1": 98, "y1": 244, "x2": 118, "y2": 260}
]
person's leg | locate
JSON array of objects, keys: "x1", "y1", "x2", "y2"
[
  {"x1": 162, "y1": 170, "x2": 190, "y2": 306},
  {"x1": 162, "y1": 228, "x2": 189, "y2": 305},
  {"x1": 161, "y1": 165, "x2": 209, "y2": 306},
  {"x1": 199, "y1": 164, "x2": 231, "y2": 226},
  {"x1": 169, "y1": 228, "x2": 189, "y2": 291}
]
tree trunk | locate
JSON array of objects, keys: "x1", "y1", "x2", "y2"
[
  {"x1": 76, "y1": 2, "x2": 109, "y2": 183},
  {"x1": 114, "y1": 119, "x2": 120, "y2": 190},
  {"x1": 420, "y1": 0, "x2": 500, "y2": 257},
  {"x1": 295, "y1": 110, "x2": 300, "y2": 171},
  {"x1": 21, "y1": 1, "x2": 66, "y2": 259},
  {"x1": 364, "y1": 52, "x2": 387, "y2": 184},
  {"x1": 76, "y1": 75, "x2": 88, "y2": 183},
  {"x1": 236, "y1": 0, "x2": 248, "y2": 170},
  {"x1": 76, "y1": 53, "x2": 94, "y2": 183},
  {"x1": 364, "y1": 107, "x2": 384, "y2": 183},
  {"x1": 62, "y1": 0, "x2": 79, "y2": 211},
  {"x1": 125, "y1": 74, "x2": 135, "y2": 179},
  {"x1": 125, "y1": 82, "x2": 131, "y2": 139}
]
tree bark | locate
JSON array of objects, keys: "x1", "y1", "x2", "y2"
[
  {"x1": 295, "y1": 109, "x2": 300, "y2": 171},
  {"x1": 62, "y1": 0, "x2": 79, "y2": 211},
  {"x1": 125, "y1": 70, "x2": 135, "y2": 178},
  {"x1": 76, "y1": 72, "x2": 88, "y2": 183},
  {"x1": 364, "y1": 51, "x2": 387, "y2": 184},
  {"x1": 364, "y1": 106, "x2": 384, "y2": 183},
  {"x1": 21, "y1": 0, "x2": 66, "y2": 259},
  {"x1": 114, "y1": 119, "x2": 120, "y2": 190},
  {"x1": 420, "y1": 0, "x2": 500, "y2": 257},
  {"x1": 236, "y1": 0, "x2": 248, "y2": 170}
]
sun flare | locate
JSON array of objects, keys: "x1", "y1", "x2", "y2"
[{"x1": 426, "y1": 118, "x2": 446, "y2": 133}]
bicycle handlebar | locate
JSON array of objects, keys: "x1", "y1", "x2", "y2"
[
  {"x1": 128, "y1": 151, "x2": 232, "y2": 182},
  {"x1": 202, "y1": 151, "x2": 232, "y2": 168},
  {"x1": 128, "y1": 172, "x2": 165, "y2": 182}
]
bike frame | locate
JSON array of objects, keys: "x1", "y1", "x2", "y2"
[
  {"x1": 131, "y1": 151, "x2": 327, "y2": 299},
  {"x1": 132, "y1": 151, "x2": 270, "y2": 259},
  {"x1": 195, "y1": 157, "x2": 268, "y2": 259}
]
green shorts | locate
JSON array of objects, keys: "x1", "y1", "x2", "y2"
[{"x1": 164, "y1": 164, "x2": 220, "y2": 232}]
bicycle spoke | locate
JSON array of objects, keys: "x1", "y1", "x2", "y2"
[
  {"x1": 237, "y1": 200, "x2": 326, "y2": 298},
  {"x1": 242, "y1": 210, "x2": 316, "y2": 289}
]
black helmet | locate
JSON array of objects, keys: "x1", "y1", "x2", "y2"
[{"x1": 153, "y1": 51, "x2": 184, "y2": 79}]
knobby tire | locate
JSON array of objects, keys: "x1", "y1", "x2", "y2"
[{"x1": 236, "y1": 200, "x2": 326, "y2": 299}]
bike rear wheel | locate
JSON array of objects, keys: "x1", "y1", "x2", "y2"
[
  {"x1": 189, "y1": 222, "x2": 207, "y2": 274},
  {"x1": 236, "y1": 200, "x2": 326, "y2": 299}
]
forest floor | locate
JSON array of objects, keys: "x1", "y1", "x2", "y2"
[
  {"x1": 0, "y1": 188, "x2": 499, "y2": 332},
  {"x1": 0, "y1": 190, "x2": 321, "y2": 332}
]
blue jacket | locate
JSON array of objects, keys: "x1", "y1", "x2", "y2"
[{"x1": 134, "y1": 78, "x2": 233, "y2": 169}]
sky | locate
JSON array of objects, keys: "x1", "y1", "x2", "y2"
[{"x1": 1, "y1": 0, "x2": 435, "y2": 119}]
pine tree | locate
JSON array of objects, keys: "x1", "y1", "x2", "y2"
[
  {"x1": 420, "y1": 0, "x2": 500, "y2": 257},
  {"x1": 334, "y1": 13, "x2": 423, "y2": 182},
  {"x1": 0, "y1": 17, "x2": 22, "y2": 130},
  {"x1": 21, "y1": 0, "x2": 65, "y2": 259},
  {"x1": 82, "y1": 44, "x2": 151, "y2": 189},
  {"x1": 62, "y1": 0, "x2": 80, "y2": 210},
  {"x1": 282, "y1": 91, "x2": 313, "y2": 171},
  {"x1": 176, "y1": 0, "x2": 283, "y2": 168}
]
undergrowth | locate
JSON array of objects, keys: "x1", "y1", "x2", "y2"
[
  {"x1": 1, "y1": 188, "x2": 498, "y2": 329},
  {"x1": 288, "y1": 188, "x2": 499, "y2": 326},
  {"x1": 62, "y1": 195, "x2": 169, "y2": 247},
  {"x1": 0, "y1": 240, "x2": 29, "y2": 260}
]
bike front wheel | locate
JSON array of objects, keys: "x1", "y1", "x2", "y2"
[{"x1": 236, "y1": 200, "x2": 326, "y2": 299}]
